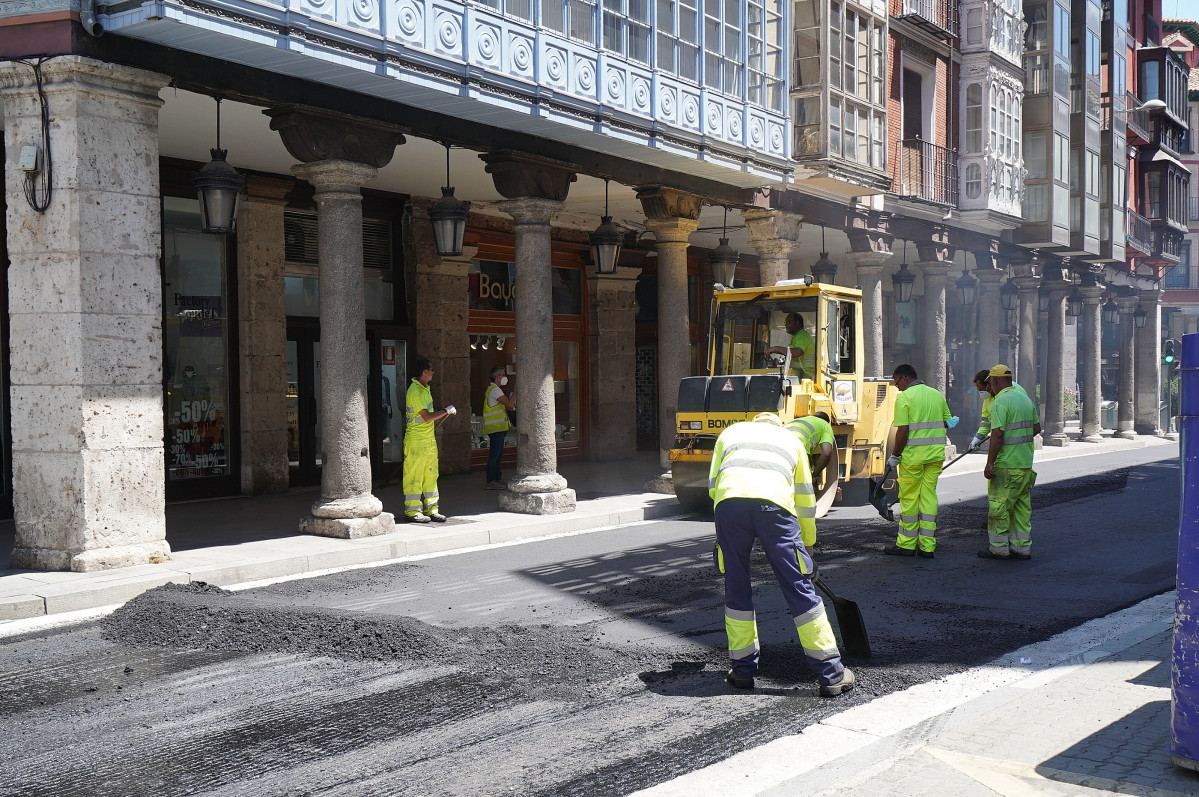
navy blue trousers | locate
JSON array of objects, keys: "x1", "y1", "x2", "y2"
[{"x1": 715, "y1": 498, "x2": 843, "y2": 685}]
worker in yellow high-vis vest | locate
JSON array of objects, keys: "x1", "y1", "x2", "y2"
[
  {"x1": 481, "y1": 365, "x2": 515, "y2": 490},
  {"x1": 403, "y1": 357, "x2": 456, "y2": 523},
  {"x1": 883, "y1": 363, "x2": 952, "y2": 559},
  {"x1": 979, "y1": 364, "x2": 1041, "y2": 560},
  {"x1": 708, "y1": 412, "x2": 854, "y2": 697}
]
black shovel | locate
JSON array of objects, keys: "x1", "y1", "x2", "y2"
[
  {"x1": 868, "y1": 466, "x2": 897, "y2": 521},
  {"x1": 813, "y1": 573, "x2": 872, "y2": 658}
]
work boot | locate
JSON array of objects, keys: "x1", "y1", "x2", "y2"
[
  {"x1": 725, "y1": 669, "x2": 755, "y2": 690},
  {"x1": 916, "y1": 549, "x2": 934, "y2": 559},
  {"x1": 409, "y1": 513, "x2": 431, "y2": 523},
  {"x1": 883, "y1": 545, "x2": 915, "y2": 557},
  {"x1": 430, "y1": 512, "x2": 448, "y2": 523},
  {"x1": 976, "y1": 548, "x2": 1009, "y2": 560},
  {"x1": 1010, "y1": 550, "x2": 1031, "y2": 560},
  {"x1": 820, "y1": 667, "x2": 855, "y2": 697}
]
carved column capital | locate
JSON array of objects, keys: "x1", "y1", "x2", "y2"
[
  {"x1": 644, "y1": 216, "x2": 699, "y2": 245},
  {"x1": 291, "y1": 160, "x2": 378, "y2": 196},
  {"x1": 266, "y1": 105, "x2": 405, "y2": 167},
  {"x1": 635, "y1": 186, "x2": 704, "y2": 221},
  {"x1": 481, "y1": 151, "x2": 577, "y2": 200},
  {"x1": 495, "y1": 197, "x2": 565, "y2": 227},
  {"x1": 845, "y1": 250, "x2": 894, "y2": 270},
  {"x1": 742, "y1": 208, "x2": 803, "y2": 243}
]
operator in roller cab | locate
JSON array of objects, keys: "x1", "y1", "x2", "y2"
[{"x1": 764, "y1": 312, "x2": 815, "y2": 379}]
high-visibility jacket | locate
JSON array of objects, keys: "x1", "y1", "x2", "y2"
[
  {"x1": 481, "y1": 384, "x2": 510, "y2": 434},
  {"x1": 789, "y1": 328, "x2": 816, "y2": 377},
  {"x1": 708, "y1": 421, "x2": 817, "y2": 545},
  {"x1": 976, "y1": 383, "x2": 1028, "y2": 439},
  {"x1": 785, "y1": 414, "x2": 835, "y2": 457},
  {"x1": 975, "y1": 394, "x2": 994, "y2": 439},
  {"x1": 990, "y1": 385, "x2": 1039, "y2": 469},
  {"x1": 894, "y1": 381, "x2": 952, "y2": 465},
  {"x1": 405, "y1": 379, "x2": 436, "y2": 442}
]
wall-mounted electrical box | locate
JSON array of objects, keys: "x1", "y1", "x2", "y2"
[{"x1": 18, "y1": 145, "x2": 41, "y2": 173}]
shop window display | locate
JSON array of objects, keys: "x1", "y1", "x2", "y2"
[{"x1": 163, "y1": 197, "x2": 232, "y2": 480}]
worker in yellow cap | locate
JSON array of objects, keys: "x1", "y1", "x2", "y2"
[
  {"x1": 883, "y1": 363, "x2": 952, "y2": 558},
  {"x1": 707, "y1": 412, "x2": 854, "y2": 697},
  {"x1": 979, "y1": 364, "x2": 1040, "y2": 560}
]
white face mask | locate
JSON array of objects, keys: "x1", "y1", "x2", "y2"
[{"x1": 499, "y1": 376, "x2": 508, "y2": 386}]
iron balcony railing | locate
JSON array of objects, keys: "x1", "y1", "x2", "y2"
[
  {"x1": 898, "y1": 139, "x2": 959, "y2": 206},
  {"x1": 898, "y1": 0, "x2": 958, "y2": 38},
  {"x1": 1127, "y1": 209, "x2": 1153, "y2": 255}
]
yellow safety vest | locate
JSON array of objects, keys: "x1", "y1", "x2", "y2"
[
  {"x1": 894, "y1": 381, "x2": 951, "y2": 465},
  {"x1": 991, "y1": 386, "x2": 1039, "y2": 469},
  {"x1": 481, "y1": 384, "x2": 510, "y2": 434},
  {"x1": 785, "y1": 415, "x2": 835, "y2": 456},
  {"x1": 405, "y1": 379, "x2": 435, "y2": 442},
  {"x1": 708, "y1": 421, "x2": 817, "y2": 545}
]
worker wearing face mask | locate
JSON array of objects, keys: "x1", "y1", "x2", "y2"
[{"x1": 482, "y1": 366, "x2": 516, "y2": 490}]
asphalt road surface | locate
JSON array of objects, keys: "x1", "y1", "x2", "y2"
[{"x1": 0, "y1": 445, "x2": 1179, "y2": 796}]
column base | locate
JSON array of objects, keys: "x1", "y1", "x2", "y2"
[
  {"x1": 1135, "y1": 426, "x2": 1163, "y2": 436},
  {"x1": 1116, "y1": 429, "x2": 1137, "y2": 440},
  {"x1": 300, "y1": 512, "x2": 395, "y2": 539},
  {"x1": 645, "y1": 472, "x2": 676, "y2": 494},
  {"x1": 499, "y1": 487, "x2": 576, "y2": 515},
  {"x1": 1077, "y1": 434, "x2": 1103, "y2": 443},
  {"x1": 10, "y1": 540, "x2": 172, "y2": 572},
  {"x1": 1043, "y1": 434, "x2": 1069, "y2": 447}
]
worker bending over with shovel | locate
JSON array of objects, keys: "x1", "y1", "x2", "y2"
[
  {"x1": 883, "y1": 364, "x2": 952, "y2": 559},
  {"x1": 708, "y1": 412, "x2": 854, "y2": 697}
]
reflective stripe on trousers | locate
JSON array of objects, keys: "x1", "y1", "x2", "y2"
[
  {"x1": 713, "y1": 498, "x2": 844, "y2": 686},
  {"x1": 987, "y1": 467, "x2": 1036, "y2": 554},
  {"x1": 402, "y1": 435, "x2": 440, "y2": 516},
  {"x1": 895, "y1": 461, "x2": 941, "y2": 552}
]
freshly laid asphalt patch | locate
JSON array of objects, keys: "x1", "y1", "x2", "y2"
[{"x1": 0, "y1": 457, "x2": 1178, "y2": 797}]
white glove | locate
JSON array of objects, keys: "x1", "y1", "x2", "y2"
[
  {"x1": 444, "y1": 405, "x2": 457, "y2": 416},
  {"x1": 969, "y1": 435, "x2": 985, "y2": 451},
  {"x1": 885, "y1": 454, "x2": 900, "y2": 470}
]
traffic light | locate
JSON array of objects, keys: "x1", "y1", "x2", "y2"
[{"x1": 1164, "y1": 339, "x2": 1179, "y2": 366}]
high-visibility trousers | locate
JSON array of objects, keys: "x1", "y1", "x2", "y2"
[
  {"x1": 895, "y1": 461, "x2": 942, "y2": 553},
  {"x1": 987, "y1": 467, "x2": 1036, "y2": 555},
  {"x1": 402, "y1": 434, "x2": 439, "y2": 517},
  {"x1": 713, "y1": 498, "x2": 844, "y2": 686}
]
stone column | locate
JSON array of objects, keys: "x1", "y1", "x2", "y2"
[
  {"x1": 292, "y1": 160, "x2": 395, "y2": 537},
  {"x1": 1135, "y1": 288, "x2": 1163, "y2": 435},
  {"x1": 845, "y1": 251, "x2": 892, "y2": 378},
  {"x1": 1115, "y1": 293, "x2": 1138, "y2": 439},
  {"x1": 1, "y1": 58, "x2": 170, "y2": 571},
  {"x1": 1077, "y1": 274, "x2": 1105, "y2": 441},
  {"x1": 916, "y1": 261, "x2": 950, "y2": 393},
  {"x1": 743, "y1": 208, "x2": 801, "y2": 287},
  {"x1": 1040, "y1": 271, "x2": 1071, "y2": 446},
  {"x1": 638, "y1": 187, "x2": 703, "y2": 480},
  {"x1": 587, "y1": 267, "x2": 641, "y2": 460},
  {"x1": 493, "y1": 197, "x2": 575, "y2": 512},
  {"x1": 480, "y1": 150, "x2": 579, "y2": 513},
  {"x1": 975, "y1": 265, "x2": 1006, "y2": 373},
  {"x1": 1012, "y1": 272, "x2": 1042, "y2": 402},
  {"x1": 647, "y1": 217, "x2": 700, "y2": 472},
  {"x1": 237, "y1": 176, "x2": 291, "y2": 494},
  {"x1": 408, "y1": 198, "x2": 473, "y2": 474}
]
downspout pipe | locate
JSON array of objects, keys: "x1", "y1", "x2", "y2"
[{"x1": 79, "y1": 0, "x2": 104, "y2": 36}]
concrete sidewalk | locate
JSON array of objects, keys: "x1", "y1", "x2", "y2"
[
  {"x1": 0, "y1": 432, "x2": 1177, "y2": 626},
  {"x1": 636, "y1": 591, "x2": 1199, "y2": 797}
]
